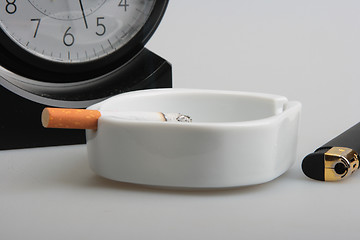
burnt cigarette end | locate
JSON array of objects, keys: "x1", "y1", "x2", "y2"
[{"x1": 159, "y1": 112, "x2": 167, "y2": 122}]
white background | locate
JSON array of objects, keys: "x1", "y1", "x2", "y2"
[{"x1": 1, "y1": 1, "x2": 360, "y2": 239}]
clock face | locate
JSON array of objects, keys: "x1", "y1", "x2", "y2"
[{"x1": 0, "y1": 0, "x2": 156, "y2": 63}]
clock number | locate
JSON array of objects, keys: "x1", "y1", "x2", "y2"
[
  {"x1": 118, "y1": 0, "x2": 129, "y2": 11},
  {"x1": 96, "y1": 17, "x2": 106, "y2": 36},
  {"x1": 31, "y1": 19, "x2": 41, "y2": 38},
  {"x1": 63, "y1": 27, "x2": 75, "y2": 47},
  {"x1": 5, "y1": 0, "x2": 17, "y2": 14}
]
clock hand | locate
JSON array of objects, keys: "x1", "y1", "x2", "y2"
[{"x1": 78, "y1": 0, "x2": 88, "y2": 29}]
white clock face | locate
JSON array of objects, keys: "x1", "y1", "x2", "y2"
[{"x1": 0, "y1": 0, "x2": 155, "y2": 63}]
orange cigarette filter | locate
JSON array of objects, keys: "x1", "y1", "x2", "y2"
[{"x1": 42, "y1": 108, "x2": 101, "y2": 130}]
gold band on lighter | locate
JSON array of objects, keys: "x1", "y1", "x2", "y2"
[
  {"x1": 324, "y1": 147, "x2": 359, "y2": 181},
  {"x1": 302, "y1": 122, "x2": 360, "y2": 182}
]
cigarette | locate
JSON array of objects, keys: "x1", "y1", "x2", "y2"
[{"x1": 41, "y1": 108, "x2": 192, "y2": 130}]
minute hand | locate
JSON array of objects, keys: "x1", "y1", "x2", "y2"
[{"x1": 79, "y1": 0, "x2": 88, "y2": 29}]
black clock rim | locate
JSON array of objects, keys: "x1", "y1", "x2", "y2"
[{"x1": 0, "y1": 0, "x2": 168, "y2": 83}]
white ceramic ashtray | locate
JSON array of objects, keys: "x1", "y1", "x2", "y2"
[{"x1": 86, "y1": 88, "x2": 301, "y2": 188}]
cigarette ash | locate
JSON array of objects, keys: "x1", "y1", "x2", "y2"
[
  {"x1": 176, "y1": 114, "x2": 192, "y2": 123},
  {"x1": 163, "y1": 113, "x2": 192, "y2": 123}
]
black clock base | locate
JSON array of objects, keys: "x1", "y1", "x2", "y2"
[
  {"x1": 0, "y1": 86, "x2": 86, "y2": 150},
  {"x1": 0, "y1": 49, "x2": 172, "y2": 150}
]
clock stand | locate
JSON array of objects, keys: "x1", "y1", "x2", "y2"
[{"x1": 0, "y1": 48, "x2": 172, "y2": 150}]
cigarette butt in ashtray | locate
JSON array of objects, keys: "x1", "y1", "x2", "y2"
[{"x1": 41, "y1": 108, "x2": 192, "y2": 130}]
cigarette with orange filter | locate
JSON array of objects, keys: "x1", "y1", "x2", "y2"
[{"x1": 41, "y1": 108, "x2": 192, "y2": 130}]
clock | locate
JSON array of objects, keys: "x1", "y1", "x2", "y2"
[{"x1": 0, "y1": 0, "x2": 172, "y2": 150}]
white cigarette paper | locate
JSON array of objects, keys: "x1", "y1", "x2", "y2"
[{"x1": 101, "y1": 111, "x2": 192, "y2": 123}]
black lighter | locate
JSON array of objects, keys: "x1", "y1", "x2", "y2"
[{"x1": 302, "y1": 122, "x2": 360, "y2": 181}]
